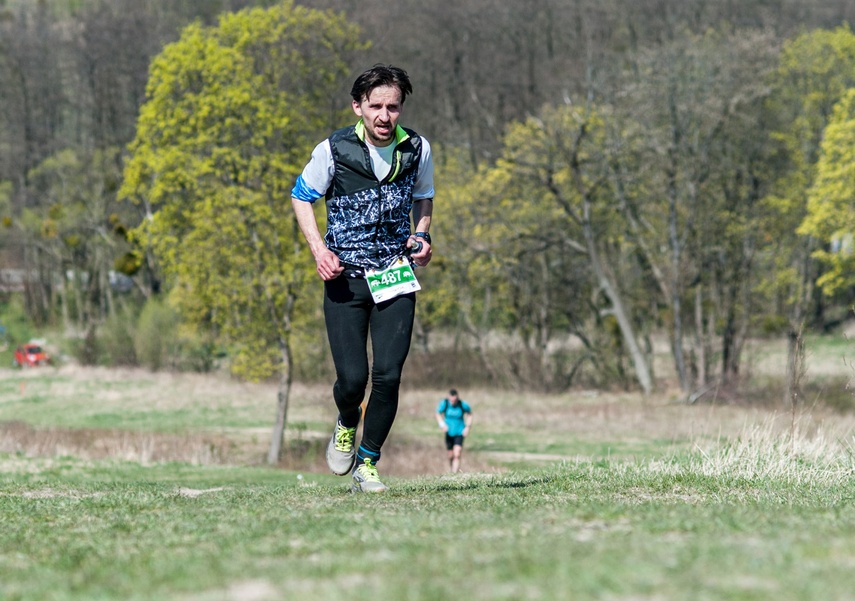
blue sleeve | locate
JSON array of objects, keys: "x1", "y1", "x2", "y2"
[
  {"x1": 291, "y1": 174, "x2": 323, "y2": 203},
  {"x1": 462, "y1": 401, "x2": 472, "y2": 413},
  {"x1": 437, "y1": 399, "x2": 447, "y2": 413}
]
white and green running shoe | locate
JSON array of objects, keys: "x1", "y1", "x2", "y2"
[
  {"x1": 326, "y1": 414, "x2": 359, "y2": 476},
  {"x1": 351, "y1": 458, "x2": 387, "y2": 493}
]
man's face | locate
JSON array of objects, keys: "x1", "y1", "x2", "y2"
[{"x1": 352, "y1": 85, "x2": 403, "y2": 147}]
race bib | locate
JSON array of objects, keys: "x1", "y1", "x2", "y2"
[{"x1": 365, "y1": 258, "x2": 421, "y2": 303}]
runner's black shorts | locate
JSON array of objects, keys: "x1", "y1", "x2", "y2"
[{"x1": 445, "y1": 434, "x2": 464, "y2": 450}]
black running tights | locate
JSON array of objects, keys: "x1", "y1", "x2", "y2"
[{"x1": 323, "y1": 275, "x2": 415, "y2": 458}]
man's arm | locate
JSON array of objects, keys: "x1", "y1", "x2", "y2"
[
  {"x1": 409, "y1": 198, "x2": 433, "y2": 267},
  {"x1": 436, "y1": 410, "x2": 448, "y2": 432},
  {"x1": 291, "y1": 198, "x2": 343, "y2": 281},
  {"x1": 463, "y1": 410, "x2": 473, "y2": 436},
  {"x1": 412, "y1": 197, "x2": 432, "y2": 233}
]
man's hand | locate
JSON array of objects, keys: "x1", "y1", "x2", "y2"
[
  {"x1": 408, "y1": 236, "x2": 432, "y2": 267},
  {"x1": 315, "y1": 247, "x2": 344, "y2": 281},
  {"x1": 292, "y1": 197, "x2": 343, "y2": 281}
]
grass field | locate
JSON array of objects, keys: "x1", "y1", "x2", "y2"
[{"x1": 1, "y1": 333, "x2": 854, "y2": 600}]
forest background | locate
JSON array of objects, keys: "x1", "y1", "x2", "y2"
[{"x1": 1, "y1": 0, "x2": 854, "y2": 461}]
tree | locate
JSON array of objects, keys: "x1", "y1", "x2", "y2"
[
  {"x1": 604, "y1": 29, "x2": 779, "y2": 394},
  {"x1": 426, "y1": 152, "x2": 526, "y2": 387},
  {"x1": 0, "y1": 0, "x2": 65, "y2": 199},
  {"x1": 22, "y1": 147, "x2": 131, "y2": 331},
  {"x1": 762, "y1": 25, "x2": 855, "y2": 405},
  {"x1": 801, "y1": 88, "x2": 855, "y2": 295},
  {"x1": 489, "y1": 105, "x2": 654, "y2": 394},
  {"x1": 120, "y1": 3, "x2": 365, "y2": 463}
]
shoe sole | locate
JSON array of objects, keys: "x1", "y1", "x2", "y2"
[{"x1": 351, "y1": 482, "x2": 387, "y2": 493}]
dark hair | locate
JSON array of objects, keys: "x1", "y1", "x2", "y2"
[
  {"x1": 449, "y1": 389, "x2": 458, "y2": 396},
  {"x1": 350, "y1": 64, "x2": 413, "y2": 104}
]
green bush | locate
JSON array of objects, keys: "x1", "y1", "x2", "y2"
[
  {"x1": 132, "y1": 298, "x2": 220, "y2": 373},
  {"x1": 70, "y1": 325, "x2": 101, "y2": 366},
  {"x1": 99, "y1": 307, "x2": 138, "y2": 366},
  {"x1": 759, "y1": 313, "x2": 789, "y2": 336},
  {"x1": 0, "y1": 296, "x2": 36, "y2": 347},
  {"x1": 134, "y1": 298, "x2": 179, "y2": 371}
]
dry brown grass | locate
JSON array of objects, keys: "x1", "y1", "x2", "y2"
[
  {"x1": 2, "y1": 344, "x2": 854, "y2": 478},
  {"x1": 0, "y1": 420, "x2": 234, "y2": 465}
]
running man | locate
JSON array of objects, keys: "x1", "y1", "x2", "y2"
[
  {"x1": 436, "y1": 389, "x2": 472, "y2": 473},
  {"x1": 291, "y1": 65, "x2": 434, "y2": 493}
]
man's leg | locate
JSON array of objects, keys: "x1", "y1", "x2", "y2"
[
  {"x1": 451, "y1": 444, "x2": 463, "y2": 473},
  {"x1": 350, "y1": 292, "x2": 415, "y2": 485},
  {"x1": 324, "y1": 277, "x2": 372, "y2": 423},
  {"x1": 323, "y1": 277, "x2": 371, "y2": 475},
  {"x1": 445, "y1": 434, "x2": 454, "y2": 471}
]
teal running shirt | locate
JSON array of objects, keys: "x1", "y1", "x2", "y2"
[{"x1": 437, "y1": 398, "x2": 472, "y2": 437}]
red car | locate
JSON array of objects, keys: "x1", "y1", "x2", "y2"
[{"x1": 13, "y1": 343, "x2": 50, "y2": 367}]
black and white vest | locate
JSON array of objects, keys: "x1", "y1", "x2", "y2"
[{"x1": 324, "y1": 122, "x2": 423, "y2": 270}]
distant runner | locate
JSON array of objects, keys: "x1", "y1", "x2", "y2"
[{"x1": 436, "y1": 389, "x2": 472, "y2": 473}]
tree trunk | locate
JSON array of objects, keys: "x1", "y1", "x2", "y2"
[
  {"x1": 783, "y1": 326, "x2": 805, "y2": 407},
  {"x1": 267, "y1": 337, "x2": 293, "y2": 465},
  {"x1": 561, "y1": 118, "x2": 653, "y2": 395},
  {"x1": 582, "y1": 207, "x2": 653, "y2": 395},
  {"x1": 783, "y1": 240, "x2": 814, "y2": 406},
  {"x1": 460, "y1": 294, "x2": 503, "y2": 387},
  {"x1": 597, "y1": 267, "x2": 653, "y2": 395},
  {"x1": 693, "y1": 286, "x2": 707, "y2": 387},
  {"x1": 665, "y1": 90, "x2": 690, "y2": 393}
]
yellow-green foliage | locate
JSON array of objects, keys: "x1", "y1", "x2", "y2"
[
  {"x1": 801, "y1": 89, "x2": 855, "y2": 294},
  {"x1": 120, "y1": 3, "x2": 365, "y2": 381},
  {"x1": 418, "y1": 149, "x2": 515, "y2": 331},
  {"x1": 423, "y1": 105, "x2": 611, "y2": 338},
  {"x1": 763, "y1": 25, "x2": 855, "y2": 216},
  {"x1": 761, "y1": 25, "x2": 855, "y2": 301},
  {"x1": 770, "y1": 26, "x2": 855, "y2": 160}
]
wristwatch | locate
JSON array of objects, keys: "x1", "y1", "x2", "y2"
[{"x1": 415, "y1": 231, "x2": 431, "y2": 245}]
